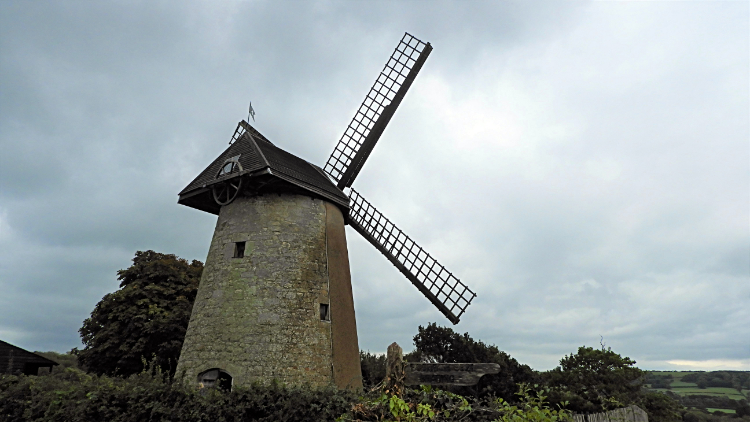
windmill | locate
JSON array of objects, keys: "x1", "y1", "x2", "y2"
[{"x1": 175, "y1": 33, "x2": 476, "y2": 391}]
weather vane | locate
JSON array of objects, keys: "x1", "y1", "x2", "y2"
[{"x1": 248, "y1": 101, "x2": 255, "y2": 122}]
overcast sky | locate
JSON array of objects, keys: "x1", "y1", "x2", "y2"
[{"x1": 1, "y1": 1, "x2": 747, "y2": 371}]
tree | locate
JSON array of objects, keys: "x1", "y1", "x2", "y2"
[
  {"x1": 78, "y1": 250, "x2": 203, "y2": 377},
  {"x1": 542, "y1": 346, "x2": 681, "y2": 422},
  {"x1": 360, "y1": 350, "x2": 387, "y2": 388},
  {"x1": 34, "y1": 350, "x2": 81, "y2": 375},
  {"x1": 737, "y1": 400, "x2": 750, "y2": 418},
  {"x1": 543, "y1": 346, "x2": 644, "y2": 413},
  {"x1": 411, "y1": 323, "x2": 535, "y2": 401}
]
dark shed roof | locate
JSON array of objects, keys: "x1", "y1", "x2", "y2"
[
  {"x1": 0, "y1": 339, "x2": 58, "y2": 375},
  {"x1": 179, "y1": 121, "x2": 349, "y2": 215}
]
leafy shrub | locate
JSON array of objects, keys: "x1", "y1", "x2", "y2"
[
  {"x1": 635, "y1": 391, "x2": 681, "y2": 422},
  {"x1": 493, "y1": 385, "x2": 572, "y2": 422},
  {"x1": 0, "y1": 368, "x2": 355, "y2": 422},
  {"x1": 679, "y1": 395, "x2": 740, "y2": 411},
  {"x1": 78, "y1": 250, "x2": 203, "y2": 378},
  {"x1": 543, "y1": 346, "x2": 644, "y2": 414},
  {"x1": 412, "y1": 323, "x2": 535, "y2": 401},
  {"x1": 2, "y1": 369, "x2": 578, "y2": 422},
  {"x1": 360, "y1": 351, "x2": 386, "y2": 388},
  {"x1": 338, "y1": 383, "x2": 573, "y2": 422}
]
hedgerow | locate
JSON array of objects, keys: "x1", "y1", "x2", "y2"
[
  {"x1": 1, "y1": 369, "x2": 573, "y2": 422},
  {"x1": 0, "y1": 368, "x2": 354, "y2": 422}
]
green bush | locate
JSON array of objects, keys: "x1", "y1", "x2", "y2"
[
  {"x1": 412, "y1": 323, "x2": 535, "y2": 401},
  {"x1": 360, "y1": 351, "x2": 386, "y2": 389},
  {"x1": 2, "y1": 369, "x2": 578, "y2": 422},
  {"x1": 336, "y1": 383, "x2": 572, "y2": 422},
  {"x1": 0, "y1": 368, "x2": 355, "y2": 422}
]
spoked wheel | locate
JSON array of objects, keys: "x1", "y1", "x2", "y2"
[{"x1": 212, "y1": 178, "x2": 243, "y2": 206}]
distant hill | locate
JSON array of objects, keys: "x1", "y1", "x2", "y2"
[{"x1": 645, "y1": 371, "x2": 750, "y2": 415}]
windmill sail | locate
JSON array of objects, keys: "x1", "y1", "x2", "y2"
[
  {"x1": 325, "y1": 33, "x2": 432, "y2": 189},
  {"x1": 347, "y1": 189, "x2": 476, "y2": 324}
]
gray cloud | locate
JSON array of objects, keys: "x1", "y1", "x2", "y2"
[{"x1": 0, "y1": 1, "x2": 747, "y2": 370}]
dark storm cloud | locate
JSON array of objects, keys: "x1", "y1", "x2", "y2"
[{"x1": 0, "y1": 1, "x2": 747, "y2": 370}]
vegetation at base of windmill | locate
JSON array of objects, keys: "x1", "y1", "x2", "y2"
[
  {"x1": 491, "y1": 384, "x2": 573, "y2": 422},
  {"x1": 361, "y1": 350, "x2": 388, "y2": 388},
  {"x1": 0, "y1": 365, "x2": 357, "y2": 422},
  {"x1": 337, "y1": 385, "x2": 475, "y2": 422},
  {"x1": 77, "y1": 250, "x2": 203, "y2": 378},
  {"x1": 337, "y1": 383, "x2": 580, "y2": 422},
  {"x1": 411, "y1": 323, "x2": 536, "y2": 402}
]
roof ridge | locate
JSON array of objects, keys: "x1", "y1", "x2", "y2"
[{"x1": 244, "y1": 131, "x2": 271, "y2": 169}]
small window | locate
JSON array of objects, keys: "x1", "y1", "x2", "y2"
[
  {"x1": 217, "y1": 155, "x2": 242, "y2": 178},
  {"x1": 320, "y1": 303, "x2": 330, "y2": 321},
  {"x1": 234, "y1": 241, "x2": 245, "y2": 258}
]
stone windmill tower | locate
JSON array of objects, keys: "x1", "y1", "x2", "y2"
[{"x1": 176, "y1": 33, "x2": 476, "y2": 391}]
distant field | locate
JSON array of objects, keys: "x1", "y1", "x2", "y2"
[
  {"x1": 671, "y1": 381, "x2": 698, "y2": 387},
  {"x1": 650, "y1": 387, "x2": 746, "y2": 398},
  {"x1": 706, "y1": 409, "x2": 736, "y2": 414},
  {"x1": 669, "y1": 387, "x2": 746, "y2": 398},
  {"x1": 645, "y1": 370, "x2": 750, "y2": 412}
]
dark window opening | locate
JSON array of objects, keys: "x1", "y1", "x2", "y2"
[
  {"x1": 198, "y1": 368, "x2": 232, "y2": 392},
  {"x1": 320, "y1": 303, "x2": 330, "y2": 321},
  {"x1": 220, "y1": 162, "x2": 234, "y2": 175},
  {"x1": 234, "y1": 241, "x2": 245, "y2": 258}
]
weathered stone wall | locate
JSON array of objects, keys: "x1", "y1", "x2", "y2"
[
  {"x1": 177, "y1": 193, "x2": 337, "y2": 388},
  {"x1": 325, "y1": 202, "x2": 363, "y2": 389}
]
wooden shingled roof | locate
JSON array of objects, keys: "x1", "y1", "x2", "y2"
[
  {"x1": 179, "y1": 121, "x2": 349, "y2": 215},
  {"x1": 0, "y1": 339, "x2": 58, "y2": 375}
]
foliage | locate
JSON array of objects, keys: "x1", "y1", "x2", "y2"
[
  {"x1": 338, "y1": 383, "x2": 572, "y2": 422},
  {"x1": 738, "y1": 400, "x2": 750, "y2": 417},
  {"x1": 543, "y1": 346, "x2": 644, "y2": 414},
  {"x1": 682, "y1": 407, "x2": 750, "y2": 422},
  {"x1": 361, "y1": 350, "x2": 387, "y2": 388},
  {"x1": 493, "y1": 384, "x2": 572, "y2": 422},
  {"x1": 645, "y1": 373, "x2": 674, "y2": 389},
  {"x1": 676, "y1": 393, "x2": 743, "y2": 411},
  {"x1": 681, "y1": 372, "x2": 750, "y2": 392},
  {"x1": 636, "y1": 391, "x2": 682, "y2": 422},
  {"x1": 78, "y1": 250, "x2": 203, "y2": 378},
  {"x1": 33, "y1": 350, "x2": 80, "y2": 375},
  {"x1": 412, "y1": 323, "x2": 535, "y2": 401},
  {"x1": 340, "y1": 388, "x2": 470, "y2": 421},
  {"x1": 0, "y1": 368, "x2": 355, "y2": 422},
  {"x1": 542, "y1": 347, "x2": 684, "y2": 422}
]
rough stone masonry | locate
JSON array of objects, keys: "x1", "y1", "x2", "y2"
[{"x1": 176, "y1": 193, "x2": 362, "y2": 390}]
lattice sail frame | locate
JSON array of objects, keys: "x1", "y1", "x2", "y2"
[
  {"x1": 347, "y1": 189, "x2": 476, "y2": 324},
  {"x1": 228, "y1": 120, "x2": 253, "y2": 145},
  {"x1": 324, "y1": 33, "x2": 432, "y2": 189}
]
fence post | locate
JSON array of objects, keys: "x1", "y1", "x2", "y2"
[{"x1": 384, "y1": 342, "x2": 405, "y2": 397}]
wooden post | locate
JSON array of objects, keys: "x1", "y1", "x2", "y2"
[
  {"x1": 404, "y1": 362, "x2": 500, "y2": 386},
  {"x1": 384, "y1": 342, "x2": 404, "y2": 396},
  {"x1": 383, "y1": 341, "x2": 502, "y2": 391}
]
